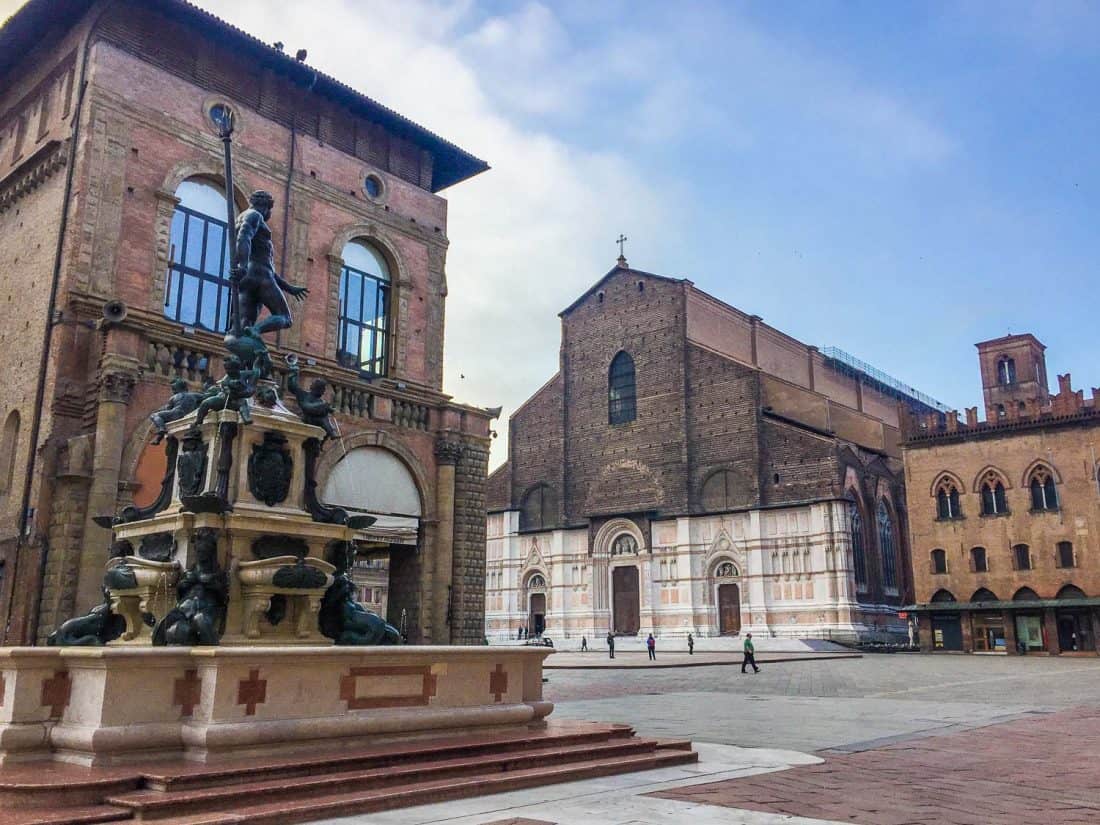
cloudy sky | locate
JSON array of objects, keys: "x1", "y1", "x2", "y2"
[{"x1": 6, "y1": 1, "x2": 1100, "y2": 468}]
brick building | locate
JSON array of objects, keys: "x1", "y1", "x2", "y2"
[
  {"x1": 0, "y1": 0, "x2": 495, "y2": 645},
  {"x1": 485, "y1": 259, "x2": 942, "y2": 643},
  {"x1": 903, "y1": 334, "x2": 1100, "y2": 655}
]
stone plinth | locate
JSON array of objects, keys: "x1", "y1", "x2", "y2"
[{"x1": 0, "y1": 645, "x2": 553, "y2": 766}]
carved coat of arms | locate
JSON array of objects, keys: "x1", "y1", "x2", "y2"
[{"x1": 248, "y1": 433, "x2": 292, "y2": 506}]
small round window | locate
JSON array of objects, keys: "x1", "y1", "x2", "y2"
[{"x1": 364, "y1": 174, "x2": 383, "y2": 200}]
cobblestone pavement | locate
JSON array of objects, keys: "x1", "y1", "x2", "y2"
[
  {"x1": 544, "y1": 651, "x2": 857, "y2": 669},
  {"x1": 653, "y1": 705, "x2": 1100, "y2": 824}
]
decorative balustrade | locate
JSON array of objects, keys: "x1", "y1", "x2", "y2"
[{"x1": 142, "y1": 330, "x2": 433, "y2": 431}]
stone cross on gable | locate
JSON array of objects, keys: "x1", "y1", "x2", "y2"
[{"x1": 616, "y1": 234, "x2": 628, "y2": 267}]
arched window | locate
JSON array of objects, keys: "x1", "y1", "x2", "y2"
[
  {"x1": 1013, "y1": 586, "x2": 1040, "y2": 602},
  {"x1": 611, "y1": 534, "x2": 638, "y2": 556},
  {"x1": 1013, "y1": 543, "x2": 1032, "y2": 571},
  {"x1": 0, "y1": 410, "x2": 19, "y2": 494},
  {"x1": 935, "y1": 478, "x2": 962, "y2": 520},
  {"x1": 702, "y1": 469, "x2": 737, "y2": 511},
  {"x1": 877, "y1": 500, "x2": 897, "y2": 589},
  {"x1": 165, "y1": 178, "x2": 232, "y2": 331},
  {"x1": 1057, "y1": 541, "x2": 1076, "y2": 569},
  {"x1": 970, "y1": 546, "x2": 988, "y2": 573},
  {"x1": 996, "y1": 403, "x2": 1007, "y2": 419},
  {"x1": 930, "y1": 549, "x2": 947, "y2": 574},
  {"x1": 979, "y1": 471, "x2": 1008, "y2": 516},
  {"x1": 1057, "y1": 584, "x2": 1086, "y2": 600},
  {"x1": 337, "y1": 240, "x2": 391, "y2": 376},
  {"x1": 848, "y1": 500, "x2": 867, "y2": 590},
  {"x1": 715, "y1": 561, "x2": 737, "y2": 578},
  {"x1": 997, "y1": 356, "x2": 1016, "y2": 386},
  {"x1": 930, "y1": 588, "x2": 956, "y2": 603},
  {"x1": 1028, "y1": 466, "x2": 1058, "y2": 511},
  {"x1": 608, "y1": 351, "x2": 637, "y2": 425},
  {"x1": 520, "y1": 485, "x2": 557, "y2": 531},
  {"x1": 972, "y1": 587, "x2": 998, "y2": 603}
]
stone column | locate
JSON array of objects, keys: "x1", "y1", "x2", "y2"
[
  {"x1": 960, "y1": 610, "x2": 973, "y2": 652},
  {"x1": 74, "y1": 358, "x2": 139, "y2": 614},
  {"x1": 917, "y1": 613, "x2": 933, "y2": 652},
  {"x1": 431, "y1": 437, "x2": 463, "y2": 644},
  {"x1": 1002, "y1": 610, "x2": 1018, "y2": 655},
  {"x1": 1043, "y1": 609, "x2": 1060, "y2": 654}
]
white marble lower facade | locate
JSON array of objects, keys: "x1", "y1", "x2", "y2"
[{"x1": 485, "y1": 501, "x2": 905, "y2": 643}]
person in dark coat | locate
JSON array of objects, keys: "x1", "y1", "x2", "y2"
[
  {"x1": 606, "y1": 631, "x2": 615, "y2": 659},
  {"x1": 687, "y1": 632, "x2": 694, "y2": 655},
  {"x1": 646, "y1": 633, "x2": 656, "y2": 661}
]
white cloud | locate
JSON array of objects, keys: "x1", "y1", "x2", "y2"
[{"x1": 190, "y1": 0, "x2": 673, "y2": 469}]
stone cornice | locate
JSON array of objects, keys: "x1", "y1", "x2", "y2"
[{"x1": 0, "y1": 139, "x2": 69, "y2": 214}]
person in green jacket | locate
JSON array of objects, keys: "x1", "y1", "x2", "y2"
[{"x1": 742, "y1": 632, "x2": 760, "y2": 674}]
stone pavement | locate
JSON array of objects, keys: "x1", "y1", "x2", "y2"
[
  {"x1": 319, "y1": 656, "x2": 1100, "y2": 824},
  {"x1": 544, "y1": 651, "x2": 857, "y2": 669},
  {"x1": 320, "y1": 742, "x2": 841, "y2": 825},
  {"x1": 653, "y1": 706, "x2": 1100, "y2": 824}
]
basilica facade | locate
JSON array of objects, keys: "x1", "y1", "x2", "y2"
[{"x1": 486, "y1": 261, "x2": 942, "y2": 643}]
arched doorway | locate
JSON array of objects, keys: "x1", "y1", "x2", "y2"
[
  {"x1": 712, "y1": 561, "x2": 741, "y2": 635},
  {"x1": 718, "y1": 583, "x2": 741, "y2": 635},
  {"x1": 526, "y1": 573, "x2": 547, "y2": 637},
  {"x1": 611, "y1": 566, "x2": 640, "y2": 635}
]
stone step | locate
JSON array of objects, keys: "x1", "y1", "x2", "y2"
[
  {"x1": 142, "y1": 722, "x2": 635, "y2": 792},
  {"x1": 0, "y1": 804, "x2": 131, "y2": 825},
  {"x1": 134, "y1": 749, "x2": 699, "y2": 825},
  {"x1": 107, "y1": 737, "x2": 662, "y2": 817}
]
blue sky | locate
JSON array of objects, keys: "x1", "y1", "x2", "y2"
[{"x1": 6, "y1": 0, "x2": 1097, "y2": 467}]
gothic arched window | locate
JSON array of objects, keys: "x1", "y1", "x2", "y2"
[
  {"x1": 702, "y1": 469, "x2": 737, "y2": 511},
  {"x1": 608, "y1": 351, "x2": 636, "y2": 425},
  {"x1": 0, "y1": 410, "x2": 18, "y2": 494},
  {"x1": 338, "y1": 240, "x2": 391, "y2": 376},
  {"x1": 1028, "y1": 466, "x2": 1058, "y2": 512},
  {"x1": 935, "y1": 478, "x2": 962, "y2": 520},
  {"x1": 877, "y1": 500, "x2": 897, "y2": 589},
  {"x1": 979, "y1": 472, "x2": 1008, "y2": 516},
  {"x1": 848, "y1": 500, "x2": 867, "y2": 590},
  {"x1": 165, "y1": 178, "x2": 232, "y2": 331},
  {"x1": 998, "y1": 356, "x2": 1016, "y2": 386}
]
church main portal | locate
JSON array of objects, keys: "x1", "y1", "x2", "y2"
[{"x1": 612, "y1": 566, "x2": 640, "y2": 635}]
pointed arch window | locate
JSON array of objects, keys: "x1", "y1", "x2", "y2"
[
  {"x1": 702, "y1": 469, "x2": 737, "y2": 511},
  {"x1": 608, "y1": 351, "x2": 637, "y2": 425},
  {"x1": 998, "y1": 356, "x2": 1016, "y2": 386},
  {"x1": 848, "y1": 500, "x2": 867, "y2": 590},
  {"x1": 519, "y1": 484, "x2": 557, "y2": 531},
  {"x1": 1028, "y1": 466, "x2": 1058, "y2": 512},
  {"x1": 338, "y1": 240, "x2": 391, "y2": 376},
  {"x1": 935, "y1": 478, "x2": 962, "y2": 520},
  {"x1": 877, "y1": 501, "x2": 898, "y2": 589},
  {"x1": 0, "y1": 410, "x2": 19, "y2": 494},
  {"x1": 165, "y1": 178, "x2": 232, "y2": 331},
  {"x1": 979, "y1": 472, "x2": 1008, "y2": 516}
]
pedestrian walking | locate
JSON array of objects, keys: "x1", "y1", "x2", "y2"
[
  {"x1": 581, "y1": 636, "x2": 588, "y2": 652},
  {"x1": 646, "y1": 633, "x2": 656, "y2": 661},
  {"x1": 687, "y1": 632, "x2": 694, "y2": 655},
  {"x1": 606, "y1": 631, "x2": 615, "y2": 659},
  {"x1": 516, "y1": 625, "x2": 522, "y2": 640},
  {"x1": 742, "y1": 632, "x2": 760, "y2": 673}
]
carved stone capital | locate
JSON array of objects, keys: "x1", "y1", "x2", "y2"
[
  {"x1": 433, "y1": 437, "x2": 464, "y2": 466},
  {"x1": 100, "y1": 370, "x2": 138, "y2": 404}
]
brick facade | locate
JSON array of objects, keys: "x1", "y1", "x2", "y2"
[
  {"x1": 0, "y1": 0, "x2": 493, "y2": 645},
  {"x1": 903, "y1": 334, "x2": 1100, "y2": 656},
  {"x1": 486, "y1": 262, "x2": 928, "y2": 643}
]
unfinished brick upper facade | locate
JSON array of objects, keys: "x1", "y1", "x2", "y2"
[
  {"x1": 486, "y1": 262, "x2": 935, "y2": 643},
  {"x1": 0, "y1": 0, "x2": 494, "y2": 645}
]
